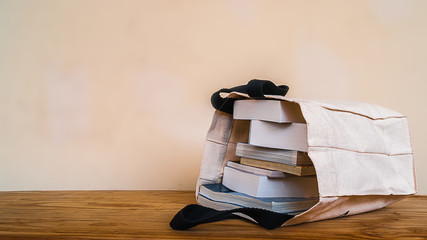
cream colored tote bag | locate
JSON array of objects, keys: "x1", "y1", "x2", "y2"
[{"x1": 170, "y1": 80, "x2": 416, "y2": 230}]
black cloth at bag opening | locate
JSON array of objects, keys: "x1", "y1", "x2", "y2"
[
  {"x1": 169, "y1": 204, "x2": 294, "y2": 230},
  {"x1": 211, "y1": 79, "x2": 289, "y2": 114}
]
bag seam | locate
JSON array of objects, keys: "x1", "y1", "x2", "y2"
[
  {"x1": 320, "y1": 106, "x2": 406, "y2": 120},
  {"x1": 309, "y1": 146, "x2": 413, "y2": 156},
  {"x1": 205, "y1": 138, "x2": 228, "y2": 145}
]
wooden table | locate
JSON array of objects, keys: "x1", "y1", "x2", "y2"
[{"x1": 0, "y1": 191, "x2": 425, "y2": 239}]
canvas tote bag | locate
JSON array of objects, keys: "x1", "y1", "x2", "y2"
[{"x1": 170, "y1": 80, "x2": 416, "y2": 230}]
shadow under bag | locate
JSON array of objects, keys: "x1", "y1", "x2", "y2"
[{"x1": 170, "y1": 80, "x2": 416, "y2": 230}]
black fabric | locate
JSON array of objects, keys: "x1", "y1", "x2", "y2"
[
  {"x1": 210, "y1": 79, "x2": 289, "y2": 114},
  {"x1": 170, "y1": 204, "x2": 293, "y2": 230}
]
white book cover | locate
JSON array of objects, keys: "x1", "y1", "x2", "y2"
[
  {"x1": 222, "y1": 166, "x2": 318, "y2": 198},
  {"x1": 233, "y1": 100, "x2": 305, "y2": 123},
  {"x1": 249, "y1": 120, "x2": 308, "y2": 152}
]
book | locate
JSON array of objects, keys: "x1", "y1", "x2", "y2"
[
  {"x1": 197, "y1": 195, "x2": 305, "y2": 216},
  {"x1": 249, "y1": 120, "x2": 308, "y2": 152},
  {"x1": 198, "y1": 183, "x2": 318, "y2": 214},
  {"x1": 240, "y1": 157, "x2": 316, "y2": 176},
  {"x1": 235, "y1": 142, "x2": 312, "y2": 166},
  {"x1": 197, "y1": 193, "x2": 242, "y2": 211},
  {"x1": 222, "y1": 166, "x2": 318, "y2": 198},
  {"x1": 233, "y1": 99, "x2": 305, "y2": 123},
  {"x1": 226, "y1": 161, "x2": 286, "y2": 178}
]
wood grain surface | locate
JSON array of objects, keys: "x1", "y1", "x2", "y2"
[{"x1": 0, "y1": 191, "x2": 425, "y2": 239}]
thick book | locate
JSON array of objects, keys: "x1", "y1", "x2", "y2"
[
  {"x1": 235, "y1": 142, "x2": 312, "y2": 166},
  {"x1": 222, "y1": 166, "x2": 318, "y2": 198},
  {"x1": 226, "y1": 161, "x2": 286, "y2": 178},
  {"x1": 196, "y1": 195, "x2": 305, "y2": 216},
  {"x1": 198, "y1": 183, "x2": 318, "y2": 213},
  {"x1": 249, "y1": 120, "x2": 308, "y2": 152},
  {"x1": 240, "y1": 157, "x2": 316, "y2": 176},
  {"x1": 233, "y1": 99, "x2": 305, "y2": 123},
  {"x1": 197, "y1": 193, "x2": 242, "y2": 211}
]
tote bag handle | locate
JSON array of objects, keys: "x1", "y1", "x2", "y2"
[
  {"x1": 210, "y1": 79, "x2": 289, "y2": 114},
  {"x1": 170, "y1": 80, "x2": 291, "y2": 230},
  {"x1": 170, "y1": 204, "x2": 293, "y2": 230}
]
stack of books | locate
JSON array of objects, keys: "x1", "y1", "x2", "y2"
[{"x1": 197, "y1": 100, "x2": 319, "y2": 214}]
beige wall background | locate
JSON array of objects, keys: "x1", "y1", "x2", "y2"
[{"x1": 0, "y1": 0, "x2": 426, "y2": 194}]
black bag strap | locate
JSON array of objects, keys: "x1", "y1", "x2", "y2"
[
  {"x1": 170, "y1": 80, "x2": 292, "y2": 230},
  {"x1": 169, "y1": 204, "x2": 293, "y2": 230},
  {"x1": 211, "y1": 79, "x2": 289, "y2": 114}
]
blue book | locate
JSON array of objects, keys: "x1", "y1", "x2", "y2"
[{"x1": 198, "y1": 183, "x2": 318, "y2": 213}]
